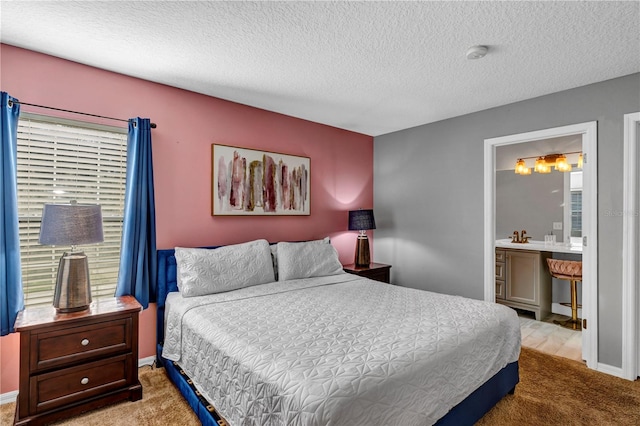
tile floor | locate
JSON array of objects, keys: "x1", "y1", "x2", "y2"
[{"x1": 518, "y1": 311, "x2": 583, "y2": 362}]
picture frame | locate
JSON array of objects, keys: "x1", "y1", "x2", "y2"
[{"x1": 212, "y1": 144, "x2": 310, "y2": 216}]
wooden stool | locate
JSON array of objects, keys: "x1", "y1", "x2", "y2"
[{"x1": 546, "y1": 259, "x2": 582, "y2": 330}]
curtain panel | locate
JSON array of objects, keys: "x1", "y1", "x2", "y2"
[
  {"x1": 116, "y1": 118, "x2": 157, "y2": 309},
  {"x1": 1, "y1": 92, "x2": 24, "y2": 335}
]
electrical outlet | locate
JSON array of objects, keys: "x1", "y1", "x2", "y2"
[{"x1": 553, "y1": 222, "x2": 563, "y2": 230}]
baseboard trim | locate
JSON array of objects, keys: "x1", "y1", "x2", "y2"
[
  {"x1": 551, "y1": 302, "x2": 582, "y2": 318},
  {"x1": 0, "y1": 390, "x2": 18, "y2": 405},
  {"x1": 597, "y1": 362, "x2": 625, "y2": 379},
  {"x1": 1, "y1": 356, "x2": 158, "y2": 406},
  {"x1": 138, "y1": 355, "x2": 156, "y2": 367}
]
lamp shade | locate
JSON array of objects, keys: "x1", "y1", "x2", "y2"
[
  {"x1": 348, "y1": 209, "x2": 376, "y2": 231},
  {"x1": 39, "y1": 203, "x2": 104, "y2": 246}
]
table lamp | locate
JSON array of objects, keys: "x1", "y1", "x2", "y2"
[
  {"x1": 39, "y1": 201, "x2": 104, "y2": 312},
  {"x1": 348, "y1": 209, "x2": 376, "y2": 267}
]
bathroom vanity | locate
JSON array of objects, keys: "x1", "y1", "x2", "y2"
[
  {"x1": 495, "y1": 240, "x2": 582, "y2": 320},
  {"x1": 495, "y1": 239, "x2": 583, "y2": 255}
]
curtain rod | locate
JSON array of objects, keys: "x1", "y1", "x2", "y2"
[{"x1": 14, "y1": 101, "x2": 157, "y2": 128}]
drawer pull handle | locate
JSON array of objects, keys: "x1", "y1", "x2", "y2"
[
  {"x1": 81, "y1": 339, "x2": 89, "y2": 346},
  {"x1": 80, "y1": 377, "x2": 89, "y2": 385}
]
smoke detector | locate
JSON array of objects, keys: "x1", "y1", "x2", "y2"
[{"x1": 466, "y1": 45, "x2": 488, "y2": 60}]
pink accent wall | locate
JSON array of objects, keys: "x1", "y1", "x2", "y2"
[{"x1": 0, "y1": 44, "x2": 373, "y2": 395}]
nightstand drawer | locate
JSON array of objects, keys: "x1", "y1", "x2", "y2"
[
  {"x1": 31, "y1": 318, "x2": 132, "y2": 372},
  {"x1": 343, "y1": 263, "x2": 392, "y2": 284},
  {"x1": 359, "y1": 268, "x2": 390, "y2": 283},
  {"x1": 30, "y1": 353, "x2": 132, "y2": 414}
]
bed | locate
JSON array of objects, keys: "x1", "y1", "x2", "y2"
[{"x1": 155, "y1": 239, "x2": 520, "y2": 426}]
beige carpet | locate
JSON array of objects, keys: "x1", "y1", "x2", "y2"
[
  {"x1": 477, "y1": 348, "x2": 640, "y2": 425},
  {"x1": 2, "y1": 348, "x2": 639, "y2": 425}
]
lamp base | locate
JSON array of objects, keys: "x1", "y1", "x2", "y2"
[
  {"x1": 53, "y1": 251, "x2": 92, "y2": 313},
  {"x1": 354, "y1": 235, "x2": 371, "y2": 267}
]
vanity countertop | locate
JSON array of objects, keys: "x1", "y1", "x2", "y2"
[{"x1": 495, "y1": 239, "x2": 582, "y2": 254}]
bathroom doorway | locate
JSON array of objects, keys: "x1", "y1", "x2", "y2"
[{"x1": 483, "y1": 122, "x2": 598, "y2": 370}]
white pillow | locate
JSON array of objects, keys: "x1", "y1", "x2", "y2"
[
  {"x1": 277, "y1": 240, "x2": 344, "y2": 281},
  {"x1": 270, "y1": 237, "x2": 329, "y2": 281},
  {"x1": 175, "y1": 239, "x2": 275, "y2": 297}
]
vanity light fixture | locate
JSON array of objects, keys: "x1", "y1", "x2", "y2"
[
  {"x1": 514, "y1": 159, "x2": 531, "y2": 175},
  {"x1": 534, "y1": 157, "x2": 551, "y2": 174},
  {"x1": 555, "y1": 154, "x2": 572, "y2": 172},
  {"x1": 514, "y1": 152, "x2": 582, "y2": 175}
]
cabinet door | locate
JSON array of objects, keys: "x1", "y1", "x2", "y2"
[
  {"x1": 495, "y1": 260, "x2": 506, "y2": 300},
  {"x1": 506, "y1": 250, "x2": 540, "y2": 306},
  {"x1": 495, "y1": 262, "x2": 505, "y2": 281},
  {"x1": 495, "y1": 280, "x2": 505, "y2": 299}
]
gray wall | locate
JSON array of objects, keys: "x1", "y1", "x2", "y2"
[
  {"x1": 495, "y1": 170, "x2": 564, "y2": 242},
  {"x1": 373, "y1": 73, "x2": 640, "y2": 368}
]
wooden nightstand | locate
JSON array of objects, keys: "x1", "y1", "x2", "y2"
[
  {"x1": 343, "y1": 263, "x2": 392, "y2": 283},
  {"x1": 14, "y1": 296, "x2": 142, "y2": 425}
]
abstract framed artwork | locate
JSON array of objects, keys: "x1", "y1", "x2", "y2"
[{"x1": 212, "y1": 144, "x2": 310, "y2": 216}]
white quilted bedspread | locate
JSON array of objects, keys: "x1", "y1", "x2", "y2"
[{"x1": 163, "y1": 274, "x2": 520, "y2": 426}]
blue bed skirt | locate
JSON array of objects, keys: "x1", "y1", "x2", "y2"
[{"x1": 158, "y1": 344, "x2": 227, "y2": 426}]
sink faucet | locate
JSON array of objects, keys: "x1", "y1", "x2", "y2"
[{"x1": 511, "y1": 230, "x2": 530, "y2": 243}]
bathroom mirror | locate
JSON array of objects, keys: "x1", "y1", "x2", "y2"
[{"x1": 495, "y1": 136, "x2": 583, "y2": 242}]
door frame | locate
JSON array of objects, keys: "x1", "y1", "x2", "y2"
[
  {"x1": 622, "y1": 112, "x2": 639, "y2": 380},
  {"x1": 484, "y1": 121, "x2": 598, "y2": 369}
]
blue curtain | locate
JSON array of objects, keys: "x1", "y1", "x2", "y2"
[
  {"x1": 116, "y1": 118, "x2": 157, "y2": 309},
  {"x1": 1, "y1": 92, "x2": 24, "y2": 336}
]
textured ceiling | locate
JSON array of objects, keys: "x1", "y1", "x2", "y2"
[{"x1": 1, "y1": 1, "x2": 639, "y2": 136}]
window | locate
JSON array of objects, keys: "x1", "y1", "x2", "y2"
[
  {"x1": 16, "y1": 114, "x2": 127, "y2": 307},
  {"x1": 569, "y1": 171, "x2": 583, "y2": 238},
  {"x1": 563, "y1": 170, "x2": 582, "y2": 244},
  {"x1": 570, "y1": 190, "x2": 582, "y2": 237}
]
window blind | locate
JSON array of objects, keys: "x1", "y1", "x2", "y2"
[
  {"x1": 16, "y1": 114, "x2": 127, "y2": 307},
  {"x1": 571, "y1": 191, "x2": 583, "y2": 238}
]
